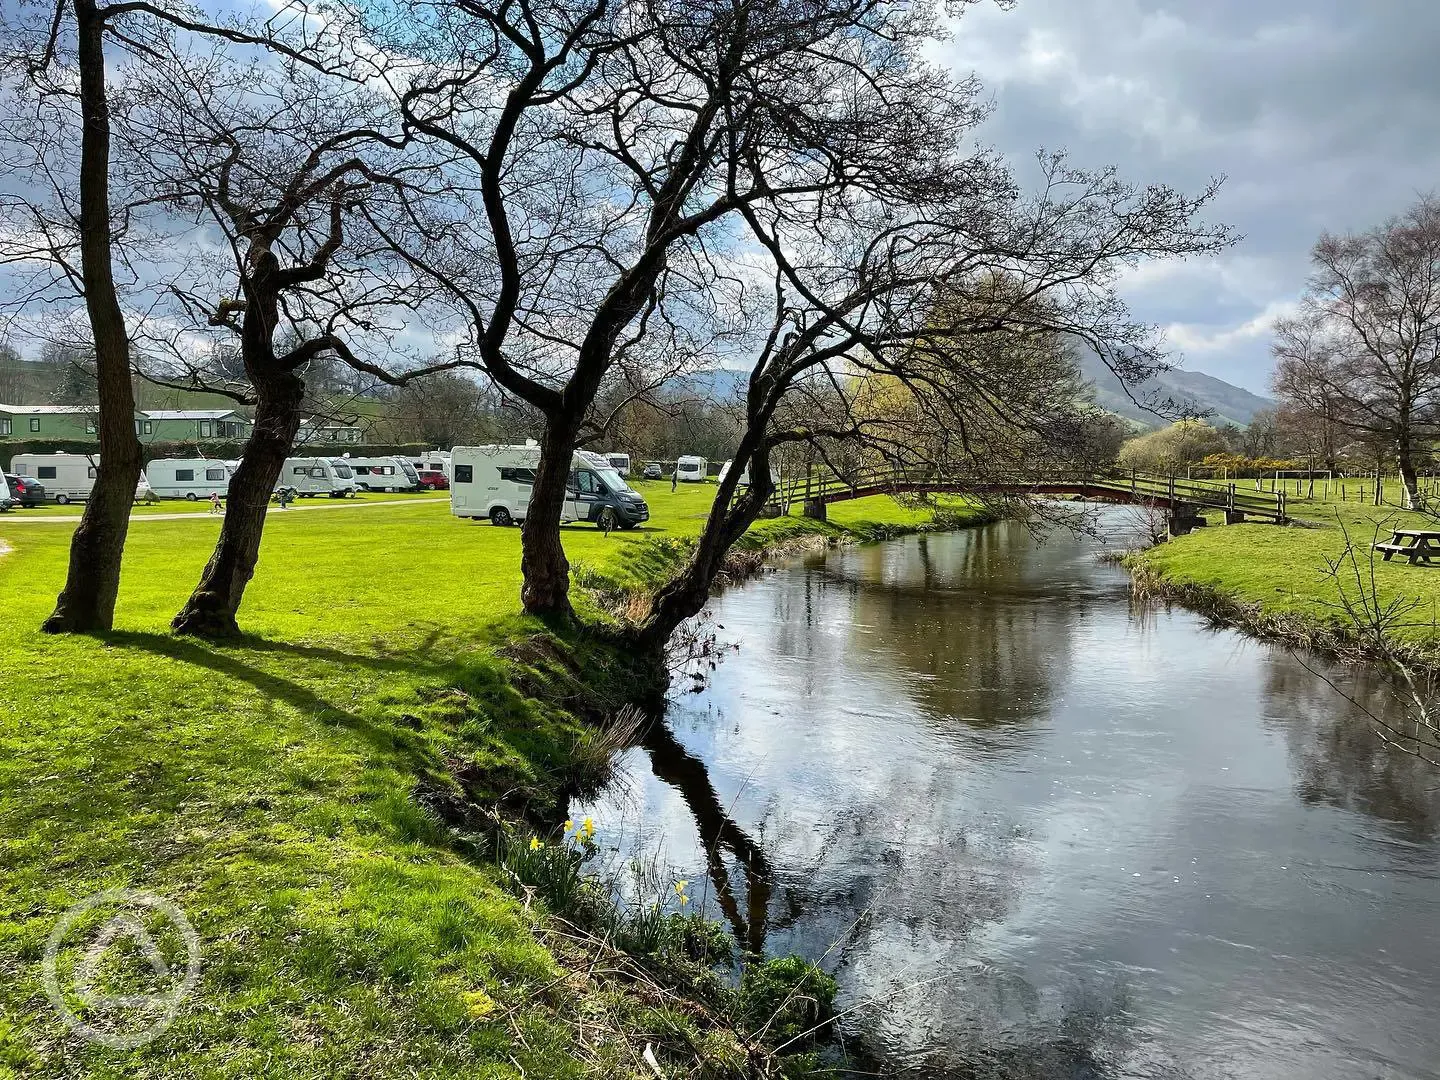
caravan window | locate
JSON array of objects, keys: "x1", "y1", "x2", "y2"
[
  {"x1": 205, "y1": 468, "x2": 225, "y2": 481},
  {"x1": 454, "y1": 465, "x2": 473, "y2": 484},
  {"x1": 293, "y1": 466, "x2": 308, "y2": 476},
  {"x1": 309, "y1": 467, "x2": 326, "y2": 478},
  {"x1": 500, "y1": 467, "x2": 536, "y2": 484},
  {"x1": 88, "y1": 466, "x2": 97, "y2": 478},
  {"x1": 175, "y1": 469, "x2": 195, "y2": 482},
  {"x1": 38, "y1": 466, "x2": 56, "y2": 479},
  {"x1": 354, "y1": 465, "x2": 371, "y2": 475}
]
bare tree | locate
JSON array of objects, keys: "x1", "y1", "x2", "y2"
[
  {"x1": 1274, "y1": 195, "x2": 1440, "y2": 509},
  {"x1": 633, "y1": 157, "x2": 1232, "y2": 649},
  {"x1": 370, "y1": 0, "x2": 1013, "y2": 617},
  {"x1": 0, "y1": 0, "x2": 150, "y2": 632},
  {"x1": 109, "y1": 26, "x2": 456, "y2": 635}
]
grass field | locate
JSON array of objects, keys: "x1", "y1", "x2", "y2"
[
  {"x1": 1140, "y1": 480, "x2": 1440, "y2": 647},
  {"x1": 0, "y1": 481, "x2": 977, "y2": 1079}
]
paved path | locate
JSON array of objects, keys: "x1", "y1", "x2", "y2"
[{"x1": 0, "y1": 496, "x2": 449, "y2": 524}]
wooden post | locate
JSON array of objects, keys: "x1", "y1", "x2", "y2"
[{"x1": 1278, "y1": 489, "x2": 1287, "y2": 523}]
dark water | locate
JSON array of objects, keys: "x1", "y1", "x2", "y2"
[{"x1": 576, "y1": 515, "x2": 1440, "y2": 1078}]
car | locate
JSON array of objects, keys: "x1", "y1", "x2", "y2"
[
  {"x1": 417, "y1": 470, "x2": 449, "y2": 491},
  {"x1": 642, "y1": 462, "x2": 663, "y2": 481},
  {"x1": 4, "y1": 473, "x2": 47, "y2": 508}
]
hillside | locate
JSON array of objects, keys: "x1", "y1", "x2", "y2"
[{"x1": 1077, "y1": 351, "x2": 1274, "y2": 429}]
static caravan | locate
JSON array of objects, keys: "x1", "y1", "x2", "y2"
[
  {"x1": 280, "y1": 457, "x2": 360, "y2": 497},
  {"x1": 451, "y1": 445, "x2": 648, "y2": 529},
  {"x1": 9, "y1": 452, "x2": 153, "y2": 504},
  {"x1": 604, "y1": 453, "x2": 631, "y2": 476},
  {"x1": 675, "y1": 455, "x2": 708, "y2": 482},
  {"x1": 147, "y1": 458, "x2": 234, "y2": 500},
  {"x1": 347, "y1": 456, "x2": 420, "y2": 492}
]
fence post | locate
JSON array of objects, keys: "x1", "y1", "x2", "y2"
[{"x1": 1278, "y1": 489, "x2": 1287, "y2": 523}]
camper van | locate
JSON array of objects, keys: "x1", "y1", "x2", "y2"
[
  {"x1": 10, "y1": 453, "x2": 153, "y2": 504},
  {"x1": 147, "y1": 458, "x2": 234, "y2": 500},
  {"x1": 450, "y1": 445, "x2": 649, "y2": 529},
  {"x1": 347, "y1": 456, "x2": 421, "y2": 492},
  {"x1": 604, "y1": 453, "x2": 631, "y2": 476},
  {"x1": 675, "y1": 455, "x2": 708, "y2": 482},
  {"x1": 280, "y1": 457, "x2": 360, "y2": 497}
]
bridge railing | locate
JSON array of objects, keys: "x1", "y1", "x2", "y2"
[{"x1": 781, "y1": 466, "x2": 1287, "y2": 522}]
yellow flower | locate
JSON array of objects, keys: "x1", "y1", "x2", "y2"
[
  {"x1": 529, "y1": 836, "x2": 543, "y2": 851},
  {"x1": 563, "y1": 819, "x2": 574, "y2": 833},
  {"x1": 674, "y1": 880, "x2": 689, "y2": 894},
  {"x1": 580, "y1": 817, "x2": 595, "y2": 840},
  {"x1": 680, "y1": 894, "x2": 690, "y2": 906}
]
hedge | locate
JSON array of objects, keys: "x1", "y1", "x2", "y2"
[{"x1": 1, "y1": 438, "x2": 434, "y2": 469}]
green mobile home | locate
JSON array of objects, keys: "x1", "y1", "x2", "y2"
[{"x1": 0, "y1": 403, "x2": 107, "y2": 439}]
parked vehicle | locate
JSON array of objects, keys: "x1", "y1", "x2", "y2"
[
  {"x1": 675, "y1": 455, "x2": 708, "y2": 482},
  {"x1": 9, "y1": 453, "x2": 153, "y2": 504},
  {"x1": 347, "y1": 456, "x2": 421, "y2": 492},
  {"x1": 642, "y1": 461, "x2": 664, "y2": 481},
  {"x1": 450, "y1": 445, "x2": 648, "y2": 529},
  {"x1": 604, "y1": 453, "x2": 631, "y2": 476},
  {"x1": 279, "y1": 457, "x2": 360, "y2": 497},
  {"x1": 146, "y1": 457, "x2": 234, "y2": 500},
  {"x1": 416, "y1": 470, "x2": 449, "y2": 491},
  {"x1": 3, "y1": 474, "x2": 45, "y2": 508},
  {"x1": 716, "y1": 460, "x2": 780, "y2": 488},
  {"x1": 0, "y1": 471, "x2": 11, "y2": 510},
  {"x1": 405, "y1": 451, "x2": 452, "y2": 479}
]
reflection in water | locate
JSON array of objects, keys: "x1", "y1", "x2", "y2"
[{"x1": 575, "y1": 512, "x2": 1440, "y2": 1078}]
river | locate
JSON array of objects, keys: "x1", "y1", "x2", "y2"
[{"x1": 575, "y1": 513, "x2": 1440, "y2": 1078}]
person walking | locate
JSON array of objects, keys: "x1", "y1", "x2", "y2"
[
  {"x1": 671, "y1": 467, "x2": 678, "y2": 494},
  {"x1": 208, "y1": 491, "x2": 223, "y2": 515}
]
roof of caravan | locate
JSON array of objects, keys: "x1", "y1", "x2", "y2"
[
  {"x1": 0, "y1": 403, "x2": 98, "y2": 414},
  {"x1": 141, "y1": 409, "x2": 242, "y2": 420}
]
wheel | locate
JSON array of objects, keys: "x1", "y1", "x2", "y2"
[
  {"x1": 185, "y1": 492, "x2": 198, "y2": 501},
  {"x1": 491, "y1": 507, "x2": 514, "y2": 527},
  {"x1": 55, "y1": 494, "x2": 69, "y2": 505}
]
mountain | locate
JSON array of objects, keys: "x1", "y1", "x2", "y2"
[{"x1": 1076, "y1": 351, "x2": 1275, "y2": 430}]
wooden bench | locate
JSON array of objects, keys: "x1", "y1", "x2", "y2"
[{"x1": 1375, "y1": 529, "x2": 1440, "y2": 564}]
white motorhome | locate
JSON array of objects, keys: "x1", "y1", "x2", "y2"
[
  {"x1": 10, "y1": 453, "x2": 153, "y2": 504},
  {"x1": 280, "y1": 457, "x2": 360, "y2": 497},
  {"x1": 604, "y1": 453, "x2": 631, "y2": 476},
  {"x1": 147, "y1": 458, "x2": 234, "y2": 500},
  {"x1": 0, "y1": 471, "x2": 11, "y2": 510},
  {"x1": 450, "y1": 445, "x2": 649, "y2": 529},
  {"x1": 347, "y1": 456, "x2": 421, "y2": 492},
  {"x1": 675, "y1": 455, "x2": 708, "y2": 482}
]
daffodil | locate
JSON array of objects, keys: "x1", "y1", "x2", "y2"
[
  {"x1": 563, "y1": 819, "x2": 573, "y2": 833},
  {"x1": 580, "y1": 817, "x2": 595, "y2": 840},
  {"x1": 674, "y1": 880, "x2": 689, "y2": 894},
  {"x1": 529, "y1": 836, "x2": 543, "y2": 851},
  {"x1": 680, "y1": 894, "x2": 689, "y2": 906}
]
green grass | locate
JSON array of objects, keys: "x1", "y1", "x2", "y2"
[
  {"x1": 0, "y1": 480, "x2": 970, "y2": 1079},
  {"x1": 1139, "y1": 485, "x2": 1440, "y2": 646}
]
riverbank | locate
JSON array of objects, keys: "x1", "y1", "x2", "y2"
[
  {"x1": 1131, "y1": 495, "x2": 1440, "y2": 670},
  {"x1": 0, "y1": 484, "x2": 986, "y2": 1078}
]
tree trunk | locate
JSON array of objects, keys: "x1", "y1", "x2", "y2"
[
  {"x1": 1397, "y1": 439, "x2": 1420, "y2": 509},
  {"x1": 42, "y1": 0, "x2": 143, "y2": 634},
  {"x1": 171, "y1": 372, "x2": 303, "y2": 636},
  {"x1": 520, "y1": 420, "x2": 580, "y2": 617}
]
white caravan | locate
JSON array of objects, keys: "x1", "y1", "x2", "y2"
[
  {"x1": 147, "y1": 458, "x2": 234, "y2": 500},
  {"x1": 280, "y1": 457, "x2": 360, "y2": 497},
  {"x1": 675, "y1": 455, "x2": 707, "y2": 482},
  {"x1": 450, "y1": 444, "x2": 649, "y2": 529},
  {"x1": 9, "y1": 452, "x2": 153, "y2": 504},
  {"x1": 604, "y1": 453, "x2": 631, "y2": 476},
  {"x1": 405, "y1": 450, "x2": 452, "y2": 479},
  {"x1": 0, "y1": 471, "x2": 11, "y2": 510},
  {"x1": 347, "y1": 456, "x2": 421, "y2": 492},
  {"x1": 716, "y1": 460, "x2": 780, "y2": 488}
]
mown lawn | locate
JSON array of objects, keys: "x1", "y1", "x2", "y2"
[
  {"x1": 0, "y1": 481, "x2": 969, "y2": 1079},
  {"x1": 1142, "y1": 483, "x2": 1440, "y2": 644}
]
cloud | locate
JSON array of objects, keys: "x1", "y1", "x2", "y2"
[{"x1": 940, "y1": 0, "x2": 1440, "y2": 393}]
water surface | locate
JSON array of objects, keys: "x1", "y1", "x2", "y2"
[{"x1": 577, "y1": 516, "x2": 1440, "y2": 1078}]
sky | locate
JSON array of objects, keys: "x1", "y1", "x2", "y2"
[{"x1": 938, "y1": 0, "x2": 1440, "y2": 394}]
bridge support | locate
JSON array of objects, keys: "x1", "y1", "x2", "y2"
[
  {"x1": 1224, "y1": 508, "x2": 1247, "y2": 525},
  {"x1": 1168, "y1": 502, "x2": 1204, "y2": 537},
  {"x1": 803, "y1": 498, "x2": 828, "y2": 521}
]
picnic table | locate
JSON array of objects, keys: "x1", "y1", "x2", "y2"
[{"x1": 1374, "y1": 528, "x2": 1440, "y2": 565}]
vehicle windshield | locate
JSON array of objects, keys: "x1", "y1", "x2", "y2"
[
  {"x1": 398, "y1": 460, "x2": 418, "y2": 479},
  {"x1": 331, "y1": 463, "x2": 354, "y2": 478},
  {"x1": 596, "y1": 467, "x2": 633, "y2": 494}
]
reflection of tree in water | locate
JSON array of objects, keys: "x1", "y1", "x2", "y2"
[{"x1": 1261, "y1": 653, "x2": 1440, "y2": 845}]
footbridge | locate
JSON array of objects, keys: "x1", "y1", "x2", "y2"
[{"x1": 787, "y1": 467, "x2": 1289, "y2": 534}]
